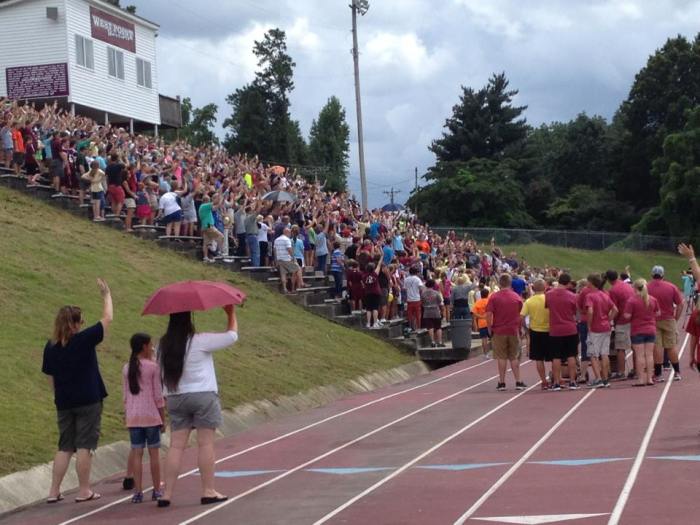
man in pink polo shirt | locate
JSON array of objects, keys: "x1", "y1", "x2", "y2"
[
  {"x1": 486, "y1": 274, "x2": 527, "y2": 392},
  {"x1": 606, "y1": 269, "x2": 635, "y2": 380},
  {"x1": 545, "y1": 273, "x2": 579, "y2": 391},
  {"x1": 585, "y1": 273, "x2": 619, "y2": 388},
  {"x1": 647, "y1": 265, "x2": 683, "y2": 382}
]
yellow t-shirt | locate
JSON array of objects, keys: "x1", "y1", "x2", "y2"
[{"x1": 521, "y1": 293, "x2": 549, "y2": 332}]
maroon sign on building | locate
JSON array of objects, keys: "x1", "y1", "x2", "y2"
[
  {"x1": 6, "y1": 63, "x2": 69, "y2": 99},
  {"x1": 90, "y1": 6, "x2": 136, "y2": 53}
]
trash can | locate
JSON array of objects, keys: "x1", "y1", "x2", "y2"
[{"x1": 451, "y1": 317, "x2": 472, "y2": 352}]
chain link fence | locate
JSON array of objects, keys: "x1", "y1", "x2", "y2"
[{"x1": 430, "y1": 227, "x2": 682, "y2": 252}]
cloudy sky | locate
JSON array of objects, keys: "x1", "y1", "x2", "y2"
[{"x1": 130, "y1": 0, "x2": 699, "y2": 207}]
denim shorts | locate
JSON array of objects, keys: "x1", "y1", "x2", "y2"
[
  {"x1": 129, "y1": 426, "x2": 162, "y2": 449},
  {"x1": 631, "y1": 334, "x2": 656, "y2": 345}
]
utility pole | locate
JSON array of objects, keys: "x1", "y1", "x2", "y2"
[
  {"x1": 382, "y1": 187, "x2": 401, "y2": 205},
  {"x1": 351, "y1": 0, "x2": 369, "y2": 213},
  {"x1": 414, "y1": 166, "x2": 418, "y2": 217}
]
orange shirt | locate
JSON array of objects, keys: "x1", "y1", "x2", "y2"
[
  {"x1": 472, "y1": 297, "x2": 489, "y2": 329},
  {"x1": 11, "y1": 130, "x2": 24, "y2": 153},
  {"x1": 415, "y1": 240, "x2": 430, "y2": 254}
]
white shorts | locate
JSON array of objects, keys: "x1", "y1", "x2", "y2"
[
  {"x1": 588, "y1": 331, "x2": 611, "y2": 358},
  {"x1": 124, "y1": 198, "x2": 136, "y2": 209}
]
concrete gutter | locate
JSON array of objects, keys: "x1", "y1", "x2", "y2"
[{"x1": 0, "y1": 360, "x2": 430, "y2": 515}]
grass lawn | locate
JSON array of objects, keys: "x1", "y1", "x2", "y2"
[
  {"x1": 0, "y1": 186, "x2": 413, "y2": 476},
  {"x1": 505, "y1": 244, "x2": 686, "y2": 286}
]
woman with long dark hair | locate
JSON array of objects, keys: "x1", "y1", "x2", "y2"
[
  {"x1": 42, "y1": 278, "x2": 112, "y2": 503},
  {"x1": 157, "y1": 305, "x2": 238, "y2": 508}
]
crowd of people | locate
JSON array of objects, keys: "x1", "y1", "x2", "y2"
[{"x1": 13, "y1": 97, "x2": 700, "y2": 509}]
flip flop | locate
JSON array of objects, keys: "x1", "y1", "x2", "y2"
[
  {"x1": 46, "y1": 494, "x2": 63, "y2": 504},
  {"x1": 75, "y1": 492, "x2": 101, "y2": 503}
]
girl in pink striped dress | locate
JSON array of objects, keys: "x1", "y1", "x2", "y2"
[{"x1": 122, "y1": 333, "x2": 165, "y2": 503}]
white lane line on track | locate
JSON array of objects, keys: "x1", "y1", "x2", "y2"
[
  {"x1": 58, "y1": 357, "x2": 493, "y2": 524},
  {"x1": 179, "y1": 362, "x2": 533, "y2": 525},
  {"x1": 312, "y1": 382, "x2": 541, "y2": 525},
  {"x1": 607, "y1": 333, "x2": 690, "y2": 525},
  {"x1": 453, "y1": 388, "x2": 596, "y2": 525},
  {"x1": 452, "y1": 349, "x2": 633, "y2": 524}
]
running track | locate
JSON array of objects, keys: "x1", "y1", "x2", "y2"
[{"x1": 5, "y1": 330, "x2": 700, "y2": 525}]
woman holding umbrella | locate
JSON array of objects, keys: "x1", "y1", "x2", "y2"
[{"x1": 144, "y1": 282, "x2": 242, "y2": 508}]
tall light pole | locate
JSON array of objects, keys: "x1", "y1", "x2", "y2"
[{"x1": 351, "y1": 0, "x2": 369, "y2": 213}]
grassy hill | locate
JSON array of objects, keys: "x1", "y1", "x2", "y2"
[
  {"x1": 505, "y1": 244, "x2": 686, "y2": 285},
  {"x1": 0, "y1": 186, "x2": 413, "y2": 475}
]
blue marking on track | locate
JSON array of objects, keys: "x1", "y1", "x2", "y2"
[
  {"x1": 214, "y1": 470, "x2": 284, "y2": 478},
  {"x1": 416, "y1": 462, "x2": 510, "y2": 471},
  {"x1": 529, "y1": 458, "x2": 631, "y2": 466},
  {"x1": 649, "y1": 455, "x2": 700, "y2": 462},
  {"x1": 306, "y1": 467, "x2": 394, "y2": 475}
]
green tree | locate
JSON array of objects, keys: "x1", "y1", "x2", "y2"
[
  {"x1": 181, "y1": 99, "x2": 219, "y2": 147},
  {"x1": 407, "y1": 159, "x2": 534, "y2": 227},
  {"x1": 640, "y1": 107, "x2": 700, "y2": 241},
  {"x1": 223, "y1": 85, "x2": 270, "y2": 156},
  {"x1": 308, "y1": 96, "x2": 350, "y2": 192},
  {"x1": 430, "y1": 72, "x2": 528, "y2": 163},
  {"x1": 613, "y1": 34, "x2": 700, "y2": 210},
  {"x1": 223, "y1": 28, "x2": 307, "y2": 163},
  {"x1": 545, "y1": 185, "x2": 637, "y2": 232}
]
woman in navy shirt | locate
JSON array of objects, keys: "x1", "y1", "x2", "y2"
[{"x1": 42, "y1": 279, "x2": 113, "y2": 503}]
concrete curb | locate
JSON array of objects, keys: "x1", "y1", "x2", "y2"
[{"x1": 0, "y1": 360, "x2": 430, "y2": 515}]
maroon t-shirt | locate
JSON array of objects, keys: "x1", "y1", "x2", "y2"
[
  {"x1": 647, "y1": 279, "x2": 682, "y2": 321},
  {"x1": 608, "y1": 280, "x2": 634, "y2": 326},
  {"x1": 584, "y1": 289, "x2": 616, "y2": 333},
  {"x1": 362, "y1": 271, "x2": 381, "y2": 296},
  {"x1": 485, "y1": 289, "x2": 522, "y2": 336},
  {"x1": 546, "y1": 286, "x2": 577, "y2": 337},
  {"x1": 624, "y1": 295, "x2": 660, "y2": 336}
]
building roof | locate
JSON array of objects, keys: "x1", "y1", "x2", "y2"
[{"x1": 0, "y1": 0, "x2": 160, "y2": 31}]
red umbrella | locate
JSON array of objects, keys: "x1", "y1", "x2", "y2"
[{"x1": 142, "y1": 280, "x2": 246, "y2": 316}]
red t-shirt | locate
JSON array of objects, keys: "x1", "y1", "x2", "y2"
[
  {"x1": 608, "y1": 280, "x2": 635, "y2": 326},
  {"x1": 685, "y1": 310, "x2": 700, "y2": 338},
  {"x1": 584, "y1": 289, "x2": 616, "y2": 333},
  {"x1": 486, "y1": 289, "x2": 523, "y2": 336},
  {"x1": 684, "y1": 311, "x2": 700, "y2": 362},
  {"x1": 647, "y1": 279, "x2": 682, "y2": 321},
  {"x1": 545, "y1": 286, "x2": 578, "y2": 337},
  {"x1": 576, "y1": 287, "x2": 592, "y2": 323},
  {"x1": 624, "y1": 295, "x2": 660, "y2": 336}
]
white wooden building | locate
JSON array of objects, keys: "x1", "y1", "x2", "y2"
[{"x1": 0, "y1": 0, "x2": 180, "y2": 131}]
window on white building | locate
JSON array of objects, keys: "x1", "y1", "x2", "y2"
[
  {"x1": 136, "y1": 58, "x2": 152, "y2": 88},
  {"x1": 107, "y1": 47, "x2": 124, "y2": 79},
  {"x1": 75, "y1": 35, "x2": 94, "y2": 69}
]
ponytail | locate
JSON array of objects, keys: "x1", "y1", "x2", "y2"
[
  {"x1": 128, "y1": 333, "x2": 151, "y2": 396},
  {"x1": 634, "y1": 278, "x2": 649, "y2": 307}
]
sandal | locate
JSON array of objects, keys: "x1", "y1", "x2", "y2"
[
  {"x1": 131, "y1": 492, "x2": 143, "y2": 504},
  {"x1": 75, "y1": 492, "x2": 101, "y2": 503},
  {"x1": 46, "y1": 494, "x2": 63, "y2": 504},
  {"x1": 201, "y1": 495, "x2": 228, "y2": 505}
]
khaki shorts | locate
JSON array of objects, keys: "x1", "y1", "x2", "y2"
[
  {"x1": 492, "y1": 335, "x2": 520, "y2": 360},
  {"x1": 278, "y1": 260, "x2": 300, "y2": 278},
  {"x1": 203, "y1": 227, "x2": 223, "y2": 241},
  {"x1": 587, "y1": 331, "x2": 611, "y2": 358},
  {"x1": 656, "y1": 319, "x2": 677, "y2": 348},
  {"x1": 613, "y1": 323, "x2": 631, "y2": 351}
]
